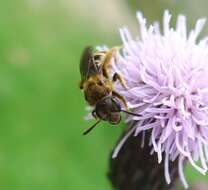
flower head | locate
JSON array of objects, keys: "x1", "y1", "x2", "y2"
[{"x1": 112, "y1": 10, "x2": 208, "y2": 189}]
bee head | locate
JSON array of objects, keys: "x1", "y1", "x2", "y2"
[{"x1": 95, "y1": 96, "x2": 121, "y2": 124}]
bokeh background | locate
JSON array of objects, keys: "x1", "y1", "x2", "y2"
[{"x1": 0, "y1": 0, "x2": 208, "y2": 189}]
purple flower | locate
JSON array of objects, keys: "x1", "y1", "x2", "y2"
[{"x1": 112, "y1": 10, "x2": 208, "y2": 189}]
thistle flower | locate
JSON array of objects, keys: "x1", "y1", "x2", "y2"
[{"x1": 112, "y1": 10, "x2": 208, "y2": 189}]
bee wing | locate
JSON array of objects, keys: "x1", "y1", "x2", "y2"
[{"x1": 80, "y1": 46, "x2": 99, "y2": 81}]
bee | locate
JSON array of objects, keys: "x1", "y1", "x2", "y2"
[{"x1": 79, "y1": 46, "x2": 140, "y2": 135}]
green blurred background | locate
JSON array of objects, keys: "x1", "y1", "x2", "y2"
[{"x1": 0, "y1": 0, "x2": 208, "y2": 189}]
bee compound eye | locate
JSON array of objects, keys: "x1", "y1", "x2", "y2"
[{"x1": 109, "y1": 113, "x2": 121, "y2": 125}]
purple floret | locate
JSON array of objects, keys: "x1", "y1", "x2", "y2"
[{"x1": 112, "y1": 10, "x2": 208, "y2": 189}]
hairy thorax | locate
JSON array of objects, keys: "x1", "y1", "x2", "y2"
[{"x1": 83, "y1": 75, "x2": 113, "y2": 106}]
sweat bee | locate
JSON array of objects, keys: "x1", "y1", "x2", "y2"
[{"x1": 79, "y1": 46, "x2": 140, "y2": 135}]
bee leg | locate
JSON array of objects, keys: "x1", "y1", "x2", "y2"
[
  {"x1": 102, "y1": 46, "x2": 122, "y2": 66},
  {"x1": 92, "y1": 110, "x2": 98, "y2": 119},
  {"x1": 113, "y1": 49, "x2": 119, "y2": 65},
  {"x1": 102, "y1": 66, "x2": 110, "y2": 79},
  {"x1": 110, "y1": 46, "x2": 122, "y2": 65},
  {"x1": 112, "y1": 90, "x2": 128, "y2": 110},
  {"x1": 112, "y1": 73, "x2": 128, "y2": 89},
  {"x1": 103, "y1": 48, "x2": 117, "y2": 66},
  {"x1": 102, "y1": 48, "x2": 118, "y2": 79}
]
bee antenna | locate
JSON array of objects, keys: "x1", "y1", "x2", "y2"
[
  {"x1": 120, "y1": 109, "x2": 142, "y2": 117},
  {"x1": 83, "y1": 120, "x2": 101, "y2": 135}
]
